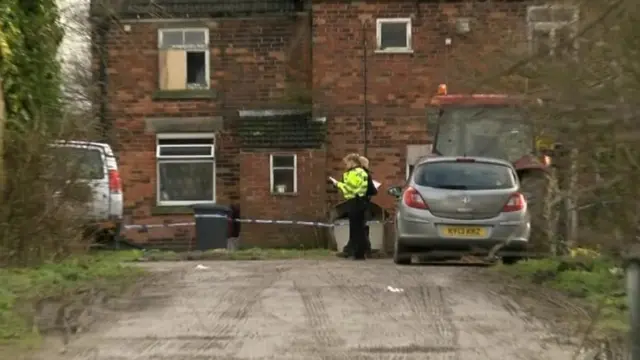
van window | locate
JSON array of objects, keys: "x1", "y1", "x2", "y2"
[
  {"x1": 51, "y1": 147, "x2": 105, "y2": 179},
  {"x1": 413, "y1": 161, "x2": 515, "y2": 190}
]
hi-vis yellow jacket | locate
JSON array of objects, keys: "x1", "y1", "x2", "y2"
[{"x1": 336, "y1": 167, "x2": 368, "y2": 200}]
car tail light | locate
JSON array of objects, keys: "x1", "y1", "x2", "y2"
[
  {"x1": 503, "y1": 192, "x2": 525, "y2": 212},
  {"x1": 402, "y1": 187, "x2": 428, "y2": 209},
  {"x1": 108, "y1": 169, "x2": 122, "y2": 193}
]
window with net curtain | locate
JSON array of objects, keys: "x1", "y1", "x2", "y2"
[
  {"x1": 156, "y1": 135, "x2": 215, "y2": 205},
  {"x1": 270, "y1": 154, "x2": 297, "y2": 194}
]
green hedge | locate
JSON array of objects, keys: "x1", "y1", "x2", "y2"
[{"x1": 0, "y1": 0, "x2": 63, "y2": 133}]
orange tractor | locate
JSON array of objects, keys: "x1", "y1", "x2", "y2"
[{"x1": 427, "y1": 85, "x2": 555, "y2": 247}]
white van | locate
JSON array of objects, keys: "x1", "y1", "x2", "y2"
[{"x1": 50, "y1": 140, "x2": 124, "y2": 242}]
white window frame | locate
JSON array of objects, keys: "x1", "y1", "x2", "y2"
[
  {"x1": 527, "y1": 5, "x2": 579, "y2": 58},
  {"x1": 156, "y1": 133, "x2": 216, "y2": 206},
  {"x1": 157, "y1": 28, "x2": 211, "y2": 90},
  {"x1": 375, "y1": 18, "x2": 413, "y2": 54},
  {"x1": 269, "y1": 154, "x2": 297, "y2": 194}
]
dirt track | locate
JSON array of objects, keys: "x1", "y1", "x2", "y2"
[{"x1": 39, "y1": 260, "x2": 581, "y2": 360}]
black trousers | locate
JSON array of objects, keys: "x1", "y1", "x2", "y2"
[
  {"x1": 344, "y1": 198, "x2": 371, "y2": 255},
  {"x1": 346, "y1": 197, "x2": 367, "y2": 259},
  {"x1": 344, "y1": 226, "x2": 372, "y2": 254}
]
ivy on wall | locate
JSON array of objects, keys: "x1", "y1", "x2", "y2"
[
  {"x1": 0, "y1": 0, "x2": 66, "y2": 266},
  {"x1": 0, "y1": 0, "x2": 63, "y2": 133}
]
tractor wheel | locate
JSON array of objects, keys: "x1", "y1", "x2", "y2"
[{"x1": 520, "y1": 172, "x2": 551, "y2": 252}]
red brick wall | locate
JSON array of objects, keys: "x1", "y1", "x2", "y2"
[
  {"x1": 102, "y1": 15, "x2": 312, "y2": 247},
  {"x1": 286, "y1": 13, "x2": 313, "y2": 96},
  {"x1": 238, "y1": 149, "x2": 328, "y2": 247},
  {"x1": 313, "y1": 0, "x2": 530, "y2": 212}
]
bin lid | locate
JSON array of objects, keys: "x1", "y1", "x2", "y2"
[{"x1": 192, "y1": 203, "x2": 231, "y2": 214}]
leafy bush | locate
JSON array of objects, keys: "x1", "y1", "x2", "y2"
[{"x1": 0, "y1": 0, "x2": 107, "y2": 267}]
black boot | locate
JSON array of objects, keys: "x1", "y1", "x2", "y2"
[{"x1": 364, "y1": 226, "x2": 372, "y2": 257}]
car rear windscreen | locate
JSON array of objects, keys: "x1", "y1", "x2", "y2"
[
  {"x1": 51, "y1": 147, "x2": 105, "y2": 179},
  {"x1": 413, "y1": 161, "x2": 515, "y2": 190}
]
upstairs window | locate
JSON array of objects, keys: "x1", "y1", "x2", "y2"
[
  {"x1": 376, "y1": 18, "x2": 412, "y2": 53},
  {"x1": 158, "y1": 28, "x2": 210, "y2": 90},
  {"x1": 527, "y1": 5, "x2": 579, "y2": 58}
]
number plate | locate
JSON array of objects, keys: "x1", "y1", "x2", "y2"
[{"x1": 441, "y1": 226, "x2": 487, "y2": 238}]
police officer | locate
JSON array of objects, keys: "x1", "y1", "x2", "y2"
[{"x1": 330, "y1": 153, "x2": 369, "y2": 260}]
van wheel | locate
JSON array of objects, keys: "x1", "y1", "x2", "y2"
[
  {"x1": 95, "y1": 229, "x2": 115, "y2": 244},
  {"x1": 502, "y1": 257, "x2": 522, "y2": 265},
  {"x1": 393, "y1": 241, "x2": 411, "y2": 265}
]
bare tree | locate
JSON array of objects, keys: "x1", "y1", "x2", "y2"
[{"x1": 58, "y1": 0, "x2": 93, "y2": 111}]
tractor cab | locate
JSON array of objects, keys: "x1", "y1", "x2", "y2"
[
  {"x1": 427, "y1": 85, "x2": 554, "y2": 250},
  {"x1": 427, "y1": 84, "x2": 552, "y2": 175}
]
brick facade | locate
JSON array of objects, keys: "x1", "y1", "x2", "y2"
[
  {"x1": 239, "y1": 149, "x2": 327, "y2": 247},
  {"x1": 95, "y1": 0, "x2": 533, "y2": 249},
  {"x1": 97, "y1": 11, "x2": 318, "y2": 248},
  {"x1": 313, "y1": 0, "x2": 529, "y2": 212}
]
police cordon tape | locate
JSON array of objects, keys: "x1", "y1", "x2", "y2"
[{"x1": 123, "y1": 213, "x2": 390, "y2": 233}]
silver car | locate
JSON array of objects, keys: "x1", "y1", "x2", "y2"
[{"x1": 387, "y1": 156, "x2": 530, "y2": 265}]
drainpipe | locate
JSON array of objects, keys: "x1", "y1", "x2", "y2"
[
  {"x1": 362, "y1": 21, "x2": 369, "y2": 157},
  {"x1": 97, "y1": 17, "x2": 110, "y2": 143},
  {"x1": 307, "y1": 2, "x2": 313, "y2": 109},
  {"x1": 444, "y1": 37, "x2": 451, "y2": 85}
]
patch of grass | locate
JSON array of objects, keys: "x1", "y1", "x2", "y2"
[
  {"x1": 0, "y1": 251, "x2": 145, "y2": 347},
  {"x1": 495, "y1": 252, "x2": 627, "y2": 336},
  {"x1": 137, "y1": 248, "x2": 336, "y2": 262}
]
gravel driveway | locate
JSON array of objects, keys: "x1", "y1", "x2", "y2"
[{"x1": 42, "y1": 260, "x2": 579, "y2": 360}]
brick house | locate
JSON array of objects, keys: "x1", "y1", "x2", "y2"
[{"x1": 90, "y1": 0, "x2": 574, "y2": 249}]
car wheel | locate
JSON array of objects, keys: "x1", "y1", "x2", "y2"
[
  {"x1": 393, "y1": 240, "x2": 411, "y2": 265},
  {"x1": 502, "y1": 257, "x2": 522, "y2": 265}
]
